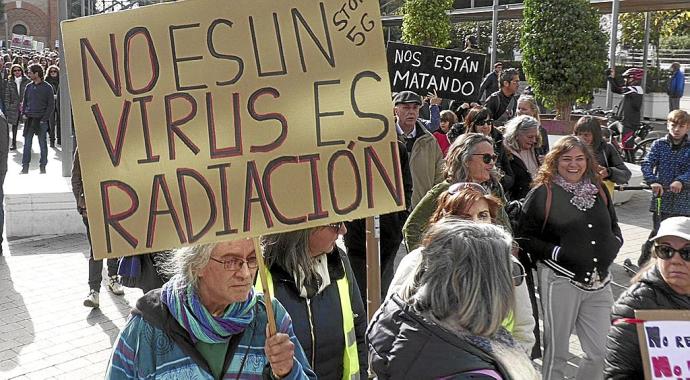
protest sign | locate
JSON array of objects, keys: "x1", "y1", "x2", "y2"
[
  {"x1": 635, "y1": 310, "x2": 690, "y2": 379},
  {"x1": 62, "y1": 0, "x2": 403, "y2": 260},
  {"x1": 11, "y1": 34, "x2": 22, "y2": 50},
  {"x1": 386, "y1": 42, "x2": 487, "y2": 102}
]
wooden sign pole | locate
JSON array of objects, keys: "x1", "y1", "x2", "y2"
[{"x1": 254, "y1": 237, "x2": 277, "y2": 337}]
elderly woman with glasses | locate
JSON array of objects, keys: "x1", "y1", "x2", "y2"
[
  {"x1": 390, "y1": 183, "x2": 536, "y2": 354},
  {"x1": 4, "y1": 64, "x2": 30, "y2": 150},
  {"x1": 403, "y1": 132, "x2": 511, "y2": 251},
  {"x1": 260, "y1": 222, "x2": 367, "y2": 380},
  {"x1": 106, "y1": 239, "x2": 316, "y2": 380},
  {"x1": 605, "y1": 217, "x2": 690, "y2": 379},
  {"x1": 369, "y1": 219, "x2": 539, "y2": 379},
  {"x1": 518, "y1": 136, "x2": 623, "y2": 379}
]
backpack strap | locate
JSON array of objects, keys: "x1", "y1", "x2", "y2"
[
  {"x1": 597, "y1": 184, "x2": 609, "y2": 207},
  {"x1": 541, "y1": 184, "x2": 552, "y2": 233}
]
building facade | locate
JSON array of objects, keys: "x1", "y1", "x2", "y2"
[{"x1": 1, "y1": 0, "x2": 59, "y2": 49}]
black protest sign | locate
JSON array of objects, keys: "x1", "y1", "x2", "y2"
[{"x1": 386, "y1": 42, "x2": 487, "y2": 102}]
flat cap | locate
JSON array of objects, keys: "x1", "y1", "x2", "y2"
[{"x1": 393, "y1": 90, "x2": 422, "y2": 105}]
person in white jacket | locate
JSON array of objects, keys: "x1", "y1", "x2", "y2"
[{"x1": 389, "y1": 182, "x2": 536, "y2": 353}]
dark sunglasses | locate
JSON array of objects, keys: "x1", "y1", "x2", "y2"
[
  {"x1": 653, "y1": 244, "x2": 690, "y2": 262},
  {"x1": 472, "y1": 153, "x2": 498, "y2": 164},
  {"x1": 12, "y1": 69, "x2": 21, "y2": 73},
  {"x1": 475, "y1": 118, "x2": 493, "y2": 126},
  {"x1": 448, "y1": 182, "x2": 488, "y2": 195}
]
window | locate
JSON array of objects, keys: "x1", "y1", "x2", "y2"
[{"x1": 12, "y1": 24, "x2": 28, "y2": 36}]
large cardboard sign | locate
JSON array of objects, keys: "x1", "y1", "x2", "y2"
[
  {"x1": 62, "y1": 0, "x2": 404, "y2": 259},
  {"x1": 386, "y1": 42, "x2": 486, "y2": 101},
  {"x1": 635, "y1": 310, "x2": 690, "y2": 379}
]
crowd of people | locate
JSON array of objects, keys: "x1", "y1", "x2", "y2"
[
  {"x1": 3, "y1": 39, "x2": 668, "y2": 378},
  {"x1": 0, "y1": 49, "x2": 60, "y2": 256}
]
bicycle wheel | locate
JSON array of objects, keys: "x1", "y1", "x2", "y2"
[{"x1": 633, "y1": 138, "x2": 656, "y2": 164}]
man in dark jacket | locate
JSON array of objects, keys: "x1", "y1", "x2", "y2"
[
  {"x1": 484, "y1": 68, "x2": 519, "y2": 127},
  {"x1": 607, "y1": 67, "x2": 643, "y2": 162},
  {"x1": 477, "y1": 62, "x2": 502, "y2": 102},
  {"x1": 20, "y1": 64, "x2": 54, "y2": 174},
  {"x1": 604, "y1": 217, "x2": 690, "y2": 379}
]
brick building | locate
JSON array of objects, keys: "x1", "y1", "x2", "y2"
[{"x1": 1, "y1": 0, "x2": 59, "y2": 49}]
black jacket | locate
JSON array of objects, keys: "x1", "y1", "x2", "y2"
[
  {"x1": 268, "y1": 248, "x2": 368, "y2": 380},
  {"x1": 518, "y1": 183, "x2": 623, "y2": 284},
  {"x1": 367, "y1": 295, "x2": 510, "y2": 379},
  {"x1": 478, "y1": 71, "x2": 499, "y2": 101},
  {"x1": 500, "y1": 149, "x2": 540, "y2": 202},
  {"x1": 604, "y1": 267, "x2": 690, "y2": 379},
  {"x1": 593, "y1": 141, "x2": 632, "y2": 185},
  {"x1": 607, "y1": 77, "x2": 643, "y2": 130},
  {"x1": 484, "y1": 90, "x2": 517, "y2": 127}
]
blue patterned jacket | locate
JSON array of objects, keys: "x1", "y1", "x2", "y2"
[
  {"x1": 641, "y1": 134, "x2": 690, "y2": 215},
  {"x1": 106, "y1": 291, "x2": 316, "y2": 380}
]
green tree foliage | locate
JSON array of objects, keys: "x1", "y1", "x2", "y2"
[
  {"x1": 452, "y1": 20, "x2": 521, "y2": 59},
  {"x1": 620, "y1": 11, "x2": 690, "y2": 50},
  {"x1": 401, "y1": 0, "x2": 453, "y2": 48},
  {"x1": 521, "y1": 0, "x2": 607, "y2": 120}
]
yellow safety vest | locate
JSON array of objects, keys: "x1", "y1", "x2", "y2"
[{"x1": 256, "y1": 268, "x2": 360, "y2": 380}]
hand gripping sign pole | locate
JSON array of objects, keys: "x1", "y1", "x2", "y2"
[{"x1": 254, "y1": 237, "x2": 277, "y2": 337}]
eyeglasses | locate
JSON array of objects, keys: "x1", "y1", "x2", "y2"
[
  {"x1": 448, "y1": 182, "x2": 488, "y2": 195},
  {"x1": 325, "y1": 221, "x2": 345, "y2": 231},
  {"x1": 49, "y1": 71, "x2": 57, "y2": 74},
  {"x1": 472, "y1": 153, "x2": 498, "y2": 164},
  {"x1": 512, "y1": 260, "x2": 526, "y2": 287},
  {"x1": 12, "y1": 69, "x2": 21, "y2": 73},
  {"x1": 475, "y1": 119, "x2": 493, "y2": 126},
  {"x1": 209, "y1": 256, "x2": 258, "y2": 271},
  {"x1": 653, "y1": 244, "x2": 690, "y2": 262}
]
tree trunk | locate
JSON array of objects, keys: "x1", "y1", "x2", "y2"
[{"x1": 555, "y1": 100, "x2": 572, "y2": 121}]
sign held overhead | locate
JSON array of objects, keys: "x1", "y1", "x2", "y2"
[{"x1": 61, "y1": 0, "x2": 404, "y2": 259}]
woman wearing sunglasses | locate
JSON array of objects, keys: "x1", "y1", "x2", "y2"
[
  {"x1": 518, "y1": 136, "x2": 623, "y2": 379},
  {"x1": 403, "y1": 132, "x2": 511, "y2": 251},
  {"x1": 259, "y1": 223, "x2": 368, "y2": 380},
  {"x1": 605, "y1": 217, "x2": 690, "y2": 379},
  {"x1": 390, "y1": 183, "x2": 535, "y2": 354},
  {"x1": 4, "y1": 64, "x2": 30, "y2": 150}
]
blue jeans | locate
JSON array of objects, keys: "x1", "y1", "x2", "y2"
[{"x1": 22, "y1": 118, "x2": 49, "y2": 166}]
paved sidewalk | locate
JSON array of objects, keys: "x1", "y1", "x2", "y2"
[{"x1": 0, "y1": 190, "x2": 655, "y2": 379}]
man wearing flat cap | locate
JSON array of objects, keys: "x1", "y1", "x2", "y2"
[{"x1": 393, "y1": 90, "x2": 444, "y2": 210}]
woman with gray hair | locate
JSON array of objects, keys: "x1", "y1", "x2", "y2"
[
  {"x1": 106, "y1": 239, "x2": 316, "y2": 380},
  {"x1": 260, "y1": 223, "x2": 367, "y2": 380},
  {"x1": 403, "y1": 132, "x2": 510, "y2": 251},
  {"x1": 368, "y1": 219, "x2": 539, "y2": 379},
  {"x1": 501, "y1": 115, "x2": 543, "y2": 201}
]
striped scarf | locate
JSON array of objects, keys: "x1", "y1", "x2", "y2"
[{"x1": 161, "y1": 274, "x2": 256, "y2": 344}]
